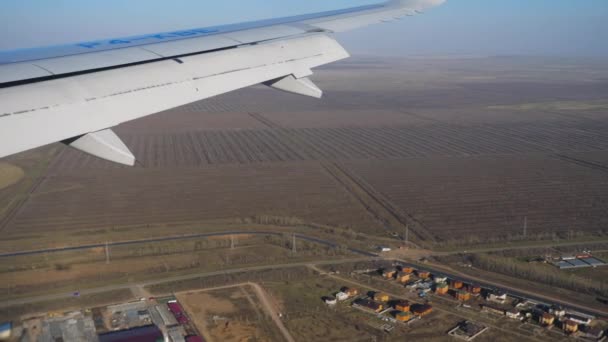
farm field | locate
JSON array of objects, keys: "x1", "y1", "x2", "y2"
[
  {"x1": 0, "y1": 55, "x2": 608, "y2": 250},
  {"x1": 346, "y1": 152, "x2": 608, "y2": 242}
]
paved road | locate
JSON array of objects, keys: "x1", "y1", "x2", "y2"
[
  {"x1": 0, "y1": 231, "x2": 377, "y2": 258},
  {"x1": 0, "y1": 257, "x2": 376, "y2": 308}
]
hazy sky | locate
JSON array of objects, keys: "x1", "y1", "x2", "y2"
[{"x1": 0, "y1": 0, "x2": 607, "y2": 57}]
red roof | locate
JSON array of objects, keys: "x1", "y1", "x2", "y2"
[
  {"x1": 186, "y1": 336, "x2": 205, "y2": 342},
  {"x1": 167, "y1": 302, "x2": 189, "y2": 324}
]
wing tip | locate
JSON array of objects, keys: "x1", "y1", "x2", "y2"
[{"x1": 388, "y1": 0, "x2": 446, "y2": 11}]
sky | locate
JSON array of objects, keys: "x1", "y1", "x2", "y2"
[{"x1": 0, "y1": 0, "x2": 607, "y2": 57}]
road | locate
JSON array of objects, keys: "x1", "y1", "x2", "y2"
[
  {"x1": 0, "y1": 230, "x2": 377, "y2": 258},
  {"x1": 0, "y1": 257, "x2": 376, "y2": 308},
  {"x1": 177, "y1": 282, "x2": 295, "y2": 342},
  {"x1": 306, "y1": 264, "x2": 542, "y2": 342}
]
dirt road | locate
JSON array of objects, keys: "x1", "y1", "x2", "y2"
[{"x1": 178, "y1": 282, "x2": 295, "y2": 342}]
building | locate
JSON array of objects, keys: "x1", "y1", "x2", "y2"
[
  {"x1": 383, "y1": 270, "x2": 397, "y2": 279},
  {"x1": 99, "y1": 325, "x2": 163, "y2": 342},
  {"x1": 396, "y1": 312, "x2": 413, "y2": 322},
  {"x1": 336, "y1": 292, "x2": 349, "y2": 301},
  {"x1": 563, "y1": 320, "x2": 578, "y2": 334},
  {"x1": 393, "y1": 300, "x2": 410, "y2": 312},
  {"x1": 468, "y1": 285, "x2": 481, "y2": 294},
  {"x1": 435, "y1": 283, "x2": 449, "y2": 295},
  {"x1": 0, "y1": 322, "x2": 11, "y2": 340},
  {"x1": 434, "y1": 275, "x2": 448, "y2": 283},
  {"x1": 540, "y1": 313, "x2": 555, "y2": 326},
  {"x1": 354, "y1": 299, "x2": 383, "y2": 313},
  {"x1": 412, "y1": 304, "x2": 433, "y2": 317},
  {"x1": 481, "y1": 304, "x2": 506, "y2": 316},
  {"x1": 324, "y1": 297, "x2": 337, "y2": 305},
  {"x1": 417, "y1": 271, "x2": 431, "y2": 279},
  {"x1": 486, "y1": 292, "x2": 507, "y2": 304},
  {"x1": 186, "y1": 336, "x2": 205, "y2": 342},
  {"x1": 396, "y1": 272, "x2": 410, "y2": 283},
  {"x1": 506, "y1": 309, "x2": 521, "y2": 319},
  {"x1": 402, "y1": 267, "x2": 415, "y2": 274},
  {"x1": 564, "y1": 313, "x2": 592, "y2": 325},
  {"x1": 580, "y1": 326, "x2": 604, "y2": 340},
  {"x1": 456, "y1": 290, "x2": 471, "y2": 301},
  {"x1": 549, "y1": 305, "x2": 566, "y2": 318},
  {"x1": 342, "y1": 287, "x2": 359, "y2": 297},
  {"x1": 379, "y1": 246, "x2": 392, "y2": 252},
  {"x1": 374, "y1": 293, "x2": 390, "y2": 302},
  {"x1": 167, "y1": 301, "x2": 188, "y2": 325},
  {"x1": 451, "y1": 280, "x2": 463, "y2": 289}
]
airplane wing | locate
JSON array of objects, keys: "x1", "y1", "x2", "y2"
[{"x1": 0, "y1": 0, "x2": 445, "y2": 165}]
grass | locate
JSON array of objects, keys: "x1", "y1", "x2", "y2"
[
  {"x1": 0, "y1": 163, "x2": 24, "y2": 190},
  {"x1": 0, "y1": 289, "x2": 133, "y2": 322}
]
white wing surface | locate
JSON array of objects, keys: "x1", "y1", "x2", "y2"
[{"x1": 0, "y1": 0, "x2": 445, "y2": 165}]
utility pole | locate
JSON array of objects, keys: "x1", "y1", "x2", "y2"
[
  {"x1": 405, "y1": 224, "x2": 409, "y2": 246},
  {"x1": 105, "y1": 241, "x2": 110, "y2": 264},
  {"x1": 292, "y1": 234, "x2": 297, "y2": 254},
  {"x1": 523, "y1": 216, "x2": 527, "y2": 238}
]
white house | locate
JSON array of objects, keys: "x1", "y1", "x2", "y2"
[{"x1": 336, "y1": 292, "x2": 349, "y2": 301}]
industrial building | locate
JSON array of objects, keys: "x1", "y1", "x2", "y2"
[{"x1": 99, "y1": 325, "x2": 163, "y2": 342}]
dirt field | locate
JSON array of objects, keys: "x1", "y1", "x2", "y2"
[{"x1": 177, "y1": 286, "x2": 285, "y2": 342}]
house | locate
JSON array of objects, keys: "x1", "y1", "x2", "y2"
[
  {"x1": 354, "y1": 299, "x2": 383, "y2": 313},
  {"x1": 336, "y1": 292, "x2": 349, "y2": 301},
  {"x1": 393, "y1": 300, "x2": 410, "y2": 312},
  {"x1": 342, "y1": 287, "x2": 359, "y2": 297},
  {"x1": 402, "y1": 267, "x2": 415, "y2": 274},
  {"x1": 434, "y1": 275, "x2": 448, "y2": 283},
  {"x1": 581, "y1": 326, "x2": 604, "y2": 340},
  {"x1": 481, "y1": 304, "x2": 505, "y2": 316},
  {"x1": 396, "y1": 312, "x2": 413, "y2": 322},
  {"x1": 540, "y1": 313, "x2": 555, "y2": 326},
  {"x1": 549, "y1": 305, "x2": 566, "y2": 317},
  {"x1": 396, "y1": 272, "x2": 410, "y2": 283},
  {"x1": 383, "y1": 270, "x2": 397, "y2": 279},
  {"x1": 562, "y1": 320, "x2": 578, "y2": 334},
  {"x1": 456, "y1": 290, "x2": 471, "y2": 301},
  {"x1": 417, "y1": 271, "x2": 431, "y2": 279},
  {"x1": 564, "y1": 313, "x2": 592, "y2": 325},
  {"x1": 468, "y1": 285, "x2": 482, "y2": 294},
  {"x1": 412, "y1": 304, "x2": 433, "y2": 317},
  {"x1": 379, "y1": 246, "x2": 392, "y2": 252},
  {"x1": 487, "y1": 292, "x2": 507, "y2": 304},
  {"x1": 435, "y1": 283, "x2": 449, "y2": 295},
  {"x1": 451, "y1": 280, "x2": 463, "y2": 289},
  {"x1": 374, "y1": 293, "x2": 390, "y2": 302},
  {"x1": 506, "y1": 308, "x2": 521, "y2": 319},
  {"x1": 324, "y1": 297, "x2": 337, "y2": 305}
]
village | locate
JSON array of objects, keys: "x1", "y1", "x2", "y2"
[{"x1": 321, "y1": 263, "x2": 607, "y2": 341}]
